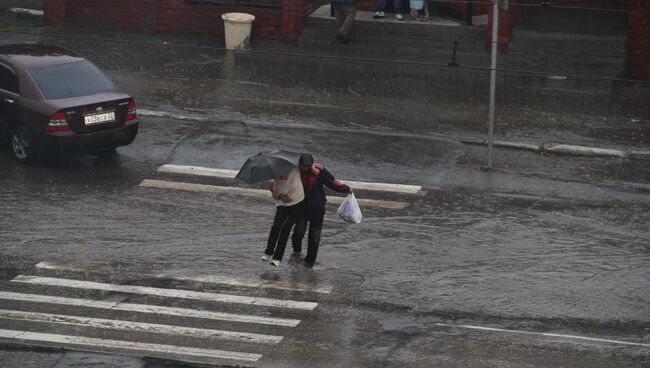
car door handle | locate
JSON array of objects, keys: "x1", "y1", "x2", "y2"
[{"x1": 3, "y1": 98, "x2": 14, "y2": 104}]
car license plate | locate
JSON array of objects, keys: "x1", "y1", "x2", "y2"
[{"x1": 84, "y1": 112, "x2": 115, "y2": 126}]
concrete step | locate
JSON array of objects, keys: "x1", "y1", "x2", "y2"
[
  {"x1": 294, "y1": 37, "x2": 624, "y2": 77},
  {"x1": 299, "y1": 27, "x2": 484, "y2": 51},
  {"x1": 516, "y1": 6, "x2": 628, "y2": 37},
  {"x1": 235, "y1": 50, "x2": 617, "y2": 94},
  {"x1": 300, "y1": 22, "x2": 626, "y2": 71},
  {"x1": 301, "y1": 26, "x2": 625, "y2": 56},
  {"x1": 296, "y1": 38, "x2": 490, "y2": 65},
  {"x1": 510, "y1": 30, "x2": 626, "y2": 52}
]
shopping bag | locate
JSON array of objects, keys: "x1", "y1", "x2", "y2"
[
  {"x1": 337, "y1": 193, "x2": 362, "y2": 224},
  {"x1": 410, "y1": 0, "x2": 424, "y2": 10}
]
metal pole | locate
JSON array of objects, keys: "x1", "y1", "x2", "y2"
[{"x1": 487, "y1": 0, "x2": 499, "y2": 169}]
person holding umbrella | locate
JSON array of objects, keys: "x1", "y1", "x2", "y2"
[
  {"x1": 263, "y1": 167, "x2": 304, "y2": 267},
  {"x1": 235, "y1": 150, "x2": 305, "y2": 267},
  {"x1": 292, "y1": 153, "x2": 351, "y2": 268}
]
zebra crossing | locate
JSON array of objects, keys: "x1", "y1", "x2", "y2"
[
  {"x1": 0, "y1": 261, "x2": 330, "y2": 365},
  {"x1": 138, "y1": 164, "x2": 418, "y2": 210}
]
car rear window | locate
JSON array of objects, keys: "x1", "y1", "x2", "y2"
[{"x1": 29, "y1": 60, "x2": 115, "y2": 99}]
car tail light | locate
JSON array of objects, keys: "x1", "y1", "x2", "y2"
[
  {"x1": 46, "y1": 112, "x2": 71, "y2": 132},
  {"x1": 126, "y1": 100, "x2": 137, "y2": 123}
]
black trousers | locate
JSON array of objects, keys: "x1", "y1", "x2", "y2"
[
  {"x1": 265, "y1": 202, "x2": 303, "y2": 261},
  {"x1": 291, "y1": 206, "x2": 326, "y2": 267}
]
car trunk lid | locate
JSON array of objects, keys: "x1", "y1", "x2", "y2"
[{"x1": 50, "y1": 92, "x2": 132, "y2": 134}]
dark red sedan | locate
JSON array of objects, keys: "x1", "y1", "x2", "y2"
[{"x1": 0, "y1": 43, "x2": 138, "y2": 163}]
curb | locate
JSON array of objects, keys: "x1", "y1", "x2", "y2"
[
  {"x1": 461, "y1": 138, "x2": 649, "y2": 161},
  {"x1": 629, "y1": 151, "x2": 650, "y2": 161},
  {"x1": 542, "y1": 144, "x2": 627, "y2": 158},
  {"x1": 138, "y1": 110, "x2": 650, "y2": 162},
  {"x1": 7, "y1": 8, "x2": 44, "y2": 16}
]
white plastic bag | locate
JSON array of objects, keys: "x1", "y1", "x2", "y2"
[{"x1": 337, "y1": 193, "x2": 362, "y2": 224}]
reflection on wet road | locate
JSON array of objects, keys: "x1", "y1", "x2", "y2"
[{"x1": 0, "y1": 119, "x2": 648, "y2": 367}]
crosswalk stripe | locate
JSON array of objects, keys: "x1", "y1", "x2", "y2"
[
  {"x1": 0, "y1": 291, "x2": 300, "y2": 327},
  {"x1": 11, "y1": 276, "x2": 318, "y2": 311},
  {"x1": 0, "y1": 309, "x2": 282, "y2": 344},
  {"x1": 139, "y1": 179, "x2": 409, "y2": 209},
  {"x1": 158, "y1": 165, "x2": 238, "y2": 178},
  {"x1": 36, "y1": 261, "x2": 333, "y2": 294},
  {"x1": 158, "y1": 164, "x2": 423, "y2": 194},
  {"x1": 0, "y1": 329, "x2": 262, "y2": 362}
]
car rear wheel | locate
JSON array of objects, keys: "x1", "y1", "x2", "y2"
[{"x1": 11, "y1": 125, "x2": 37, "y2": 164}]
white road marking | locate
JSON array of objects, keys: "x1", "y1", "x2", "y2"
[
  {"x1": 434, "y1": 323, "x2": 650, "y2": 348},
  {"x1": 139, "y1": 179, "x2": 409, "y2": 209},
  {"x1": 158, "y1": 164, "x2": 422, "y2": 194},
  {"x1": 0, "y1": 329, "x2": 261, "y2": 362},
  {"x1": 159, "y1": 164, "x2": 238, "y2": 178},
  {"x1": 36, "y1": 261, "x2": 333, "y2": 294},
  {"x1": 0, "y1": 309, "x2": 282, "y2": 344},
  {"x1": 0, "y1": 291, "x2": 300, "y2": 327},
  {"x1": 9, "y1": 8, "x2": 44, "y2": 16},
  {"x1": 11, "y1": 276, "x2": 318, "y2": 311}
]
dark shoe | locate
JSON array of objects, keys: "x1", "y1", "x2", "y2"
[
  {"x1": 336, "y1": 34, "x2": 349, "y2": 44},
  {"x1": 293, "y1": 247, "x2": 302, "y2": 254},
  {"x1": 303, "y1": 259, "x2": 315, "y2": 268}
]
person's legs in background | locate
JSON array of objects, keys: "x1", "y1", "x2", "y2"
[
  {"x1": 339, "y1": 5, "x2": 357, "y2": 39},
  {"x1": 291, "y1": 208, "x2": 307, "y2": 253},
  {"x1": 303, "y1": 207, "x2": 326, "y2": 268},
  {"x1": 272, "y1": 203, "x2": 303, "y2": 263},
  {"x1": 373, "y1": 0, "x2": 387, "y2": 18},
  {"x1": 264, "y1": 206, "x2": 289, "y2": 260},
  {"x1": 394, "y1": 0, "x2": 404, "y2": 20}
]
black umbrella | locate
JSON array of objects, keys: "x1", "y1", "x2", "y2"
[{"x1": 234, "y1": 150, "x2": 302, "y2": 184}]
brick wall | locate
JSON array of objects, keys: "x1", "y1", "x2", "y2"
[
  {"x1": 627, "y1": 0, "x2": 650, "y2": 79},
  {"x1": 43, "y1": 0, "x2": 66, "y2": 25},
  {"x1": 487, "y1": 1, "x2": 517, "y2": 53},
  {"x1": 357, "y1": 0, "x2": 374, "y2": 11},
  {"x1": 438, "y1": 0, "x2": 490, "y2": 16},
  {"x1": 280, "y1": 0, "x2": 305, "y2": 38},
  {"x1": 42, "y1": 0, "x2": 304, "y2": 39}
]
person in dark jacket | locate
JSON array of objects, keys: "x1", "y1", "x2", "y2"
[
  {"x1": 292, "y1": 153, "x2": 351, "y2": 268},
  {"x1": 332, "y1": 0, "x2": 358, "y2": 44}
]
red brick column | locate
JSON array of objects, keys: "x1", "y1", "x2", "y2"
[
  {"x1": 627, "y1": 0, "x2": 650, "y2": 79},
  {"x1": 43, "y1": 0, "x2": 68, "y2": 26},
  {"x1": 280, "y1": 0, "x2": 305, "y2": 39},
  {"x1": 487, "y1": 0, "x2": 517, "y2": 53}
]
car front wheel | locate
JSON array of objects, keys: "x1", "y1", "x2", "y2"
[{"x1": 11, "y1": 125, "x2": 37, "y2": 164}]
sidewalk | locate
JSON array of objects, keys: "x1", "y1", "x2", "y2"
[{"x1": 0, "y1": 10, "x2": 649, "y2": 188}]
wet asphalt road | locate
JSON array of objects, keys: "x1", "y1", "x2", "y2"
[
  {"x1": 0, "y1": 12, "x2": 649, "y2": 366},
  {"x1": 0, "y1": 114, "x2": 649, "y2": 367}
]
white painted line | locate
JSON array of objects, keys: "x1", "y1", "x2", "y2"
[
  {"x1": 0, "y1": 329, "x2": 261, "y2": 362},
  {"x1": 36, "y1": 261, "x2": 333, "y2": 294},
  {"x1": 0, "y1": 309, "x2": 282, "y2": 344},
  {"x1": 158, "y1": 164, "x2": 238, "y2": 179},
  {"x1": 0, "y1": 291, "x2": 300, "y2": 327},
  {"x1": 9, "y1": 8, "x2": 44, "y2": 16},
  {"x1": 158, "y1": 164, "x2": 422, "y2": 194},
  {"x1": 11, "y1": 276, "x2": 318, "y2": 311},
  {"x1": 543, "y1": 144, "x2": 626, "y2": 158},
  {"x1": 340, "y1": 180, "x2": 422, "y2": 194},
  {"x1": 139, "y1": 179, "x2": 409, "y2": 209},
  {"x1": 434, "y1": 323, "x2": 650, "y2": 348},
  {"x1": 141, "y1": 179, "x2": 269, "y2": 197}
]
